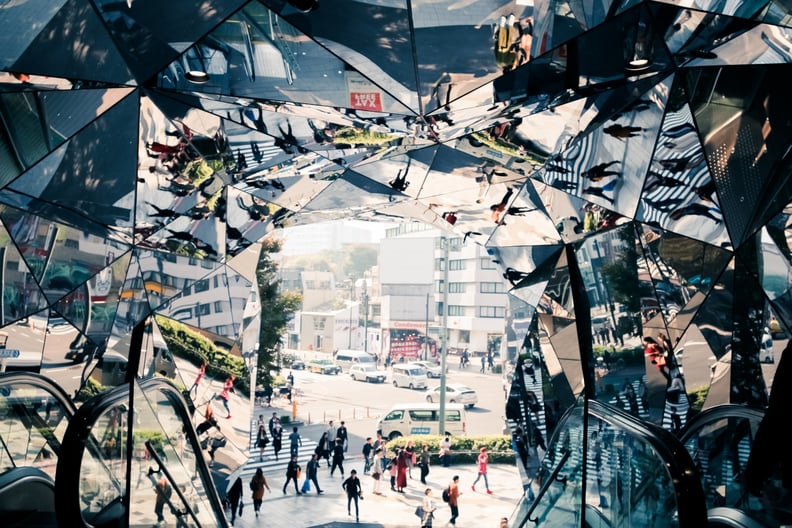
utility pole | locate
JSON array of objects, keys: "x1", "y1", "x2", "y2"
[
  {"x1": 439, "y1": 236, "x2": 449, "y2": 434},
  {"x1": 363, "y1": 289, "x2": 369, "y2": 354}
]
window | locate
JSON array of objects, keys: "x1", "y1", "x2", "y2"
[
  {"x1": 448, "y1": 282, "x2": 466, "y2": 293},
  {"x1": 435, "y1": 259, "x2": 445, "y2": 271},
  {"x1": 480, "y1": 282, "x2": 505, "y2": 293},
  {"x1": 384, "y1": 410, "x2": 404, "y2": 421},
  {"x1": 448, "y1": 305, "x2": 465, "y2": 316},
  {"x1": 480, "y1": 258, "x2": 497, "y2": 270},
  {"x1": 436, "y1": 280, "x2": 444, "y2": 293},
  {"x1": 449, "y1": 259, "x2": 466, "y2": 271},
  {"x1": 193, "y1": 279, "x2": 210, "y2": 293},
  {"x1": 446, "y1": 411, "x2": 461, "y2": 422},
  {"x1": 479, "y1": 306, "x2": 505, "y2": 318},
  {"x1": 409, "y1": 410, "x2": 435, "y2": 421},
  {"x1": 196, "y1": 303, "x2": 211, "y2": 316}
]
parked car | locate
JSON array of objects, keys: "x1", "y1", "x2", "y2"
[
  {"x1": 408, "y1": 361, "x2": 442, "y2": 378},
  {"x1": 290, "y1": 358, "x2": 306, "y2": 370},
  {"x1": 425, "y1": 384, "x2": 478, "y2": 408},
  {"x1": 349, "y1": 364, "x2": 387, "y2": 383},
  {"x1": 769, "y1": 317, "x2": 786, "y2": 339},
  {"x1": 308, "y1": 358, "x2": 341, "y2": 375}
]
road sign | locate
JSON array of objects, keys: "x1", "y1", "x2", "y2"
[{"x1": 0, "y1": 349, "x2": 20, "y2": 359}]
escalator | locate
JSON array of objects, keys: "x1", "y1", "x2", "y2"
[
  {"x1": 679, "y1": 404, "x2": 791, "y2": 527},
  {"x1": 0, "y1": 372, "x2": 76, "y2": 527},
  {"x1": 54, "y1": 376, "x2": 228, "y2": 528},
  {"x1": 509, "y1": 398, "x2": 708, "y2": 527}
]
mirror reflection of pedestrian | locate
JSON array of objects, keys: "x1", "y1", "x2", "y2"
[
  {"x1": 214, "y1": 374, "x2": 236, "y2": 419},
  {"x1": 227, "y1": 476, "x2": 243, "y2": 525},
  {"x1": 154, "y1": 475, "x2": 172, "y2": 525}
]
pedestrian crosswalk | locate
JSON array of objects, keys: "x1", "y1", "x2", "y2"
[{"x1": 233, "y1": 420, "x2": 322, "y2": 483}]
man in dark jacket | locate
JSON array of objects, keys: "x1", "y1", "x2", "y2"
[
  {"x1": 330, "y1": 437, "x2": 345, "y2": 477},
  {"x1": 342, "y1": 469, "x2": 363, "y2": 522},
  {"x1": 226, "y1": 476, "x2": 243, "y2": 525},
  {"x1": 306, "y1": 453, "x2": 324, "y2": 494},
  {"x1": 283, "y1": 455, "x2": 302, "y2": 495},
  {"x1": 337, "y1": 421, "x2": 349, "y2": 452}
]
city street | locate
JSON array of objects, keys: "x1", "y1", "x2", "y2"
[{"x1": 283, "y1": 352, "x2": 509, "y2": 437}]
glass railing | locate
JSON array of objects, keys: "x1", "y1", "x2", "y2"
[
  {"x1": 679, "y1": 404, "x2": 791, "y2": 527},
  {"x1": 54, "y1": 377, "x2": 228, "y2": 528},
  {"x1": 511, "y1": 398, "x2": 707, "y2": 527},
  {"x1": 0, "y1": 372, "x2": 76, "y2": 527}
]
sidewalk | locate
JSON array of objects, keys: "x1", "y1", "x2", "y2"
[{"x1": 230, "y1": 461, "x2": 524, "y2": 527}]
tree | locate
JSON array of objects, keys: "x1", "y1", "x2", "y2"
[
  {"x1": 342, "y1": 244, "x2": 378, "y2": 279},
  {"x1": 256, "y1": 238, "x2": 302, "y2": 387}
]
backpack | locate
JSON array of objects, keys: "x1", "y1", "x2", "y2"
[{"x1": 442, "y1": 486, "x2": 450, "y2": 503}]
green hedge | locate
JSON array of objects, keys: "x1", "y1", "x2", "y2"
[
  {"x1": 156, "y1": 316, "x2": 249, "y2": 395},
  {"x1": 385, "y1": 434, "x2": 516, "y2": 465}
]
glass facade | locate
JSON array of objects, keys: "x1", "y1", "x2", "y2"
[{"x1": 2, "y1": 0, "x2": 792, "y2": 526}]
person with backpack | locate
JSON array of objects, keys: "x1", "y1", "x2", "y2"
[
  {"x1": 446, "y1": 475, "x2": 461, "y2": 525},
  {"x1": 249, "y1": 468, "x2": 270, "y2": 517}
]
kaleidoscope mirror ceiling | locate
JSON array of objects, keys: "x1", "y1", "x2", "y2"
[{"x1": 3, "y1": 0, "x2": 792, "y2": 511}]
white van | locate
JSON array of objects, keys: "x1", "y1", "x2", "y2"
[
  {"x1": 334, "y1": 350, "x2": 376, "y2": 372},
  {"x1": 391, "y1": 364, "x2": 427, "y2": 390},
  {"x1": 377, "y1": 403, "x2": 466, "y2": 440}
]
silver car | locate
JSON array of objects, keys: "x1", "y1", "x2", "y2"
[
  {"x1": 408, "y1": 361, "x2": 443, "y2": 378},
  {"x1": 426, "y1": 384, "x2": 478, "y2": 408}
]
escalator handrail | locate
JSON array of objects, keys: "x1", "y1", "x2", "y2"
[
  {"x1": 0, "y1": 372, "x2": 77, "y2": 416},
  {"x1": 55, "y1": 377, "x2": 228, "y2": 528},
  {"x1": 0, "y1": 372, "x2": 77, "y2": 461},
  {"x1": 588, "y1": 399, "x2": 708, "y2": 525},
  {"x1": 677, "y1": 403, "x2": 764, "y2": 445},
  {"x1": 518, "y1": 398, "x2": 708, "y2": 526}
]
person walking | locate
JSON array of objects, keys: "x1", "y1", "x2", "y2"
[
  {"x1": 342, "y1": 469, "x2": 363, "y2": 522},
  {"x1": 447, "y1": 475, "x2": 461, "y2": 525},
  {"x1": 331, "y1": 437, "x2": 345, "y2": 478},
  {"x1": 267, "y1": 412, "x2": 278, "y2": 437},
  {"x1": 419, "y1": 444, "x2": 431, "y2": 484},
  {"x1": 420, "y1": 487, "x2": 436, "y2": 528},
  {"x1": 250, "y1": 468, "x2": 270, "y2": 517},
  {"x1": 189, "y1": 361, "x2": 206, "y2": 399},
  {"x1": 154, "y1": 475, "x2": 172, "y2": 525},
  {"x1": 227, "y1": 476, "x2": 243, "y2": 525},
  {"x1": 362, "y1": 437, "x2": 374, "y2": 474},
  {"x1": 471, "y1": 446, "x2": 493, "y2": 494},
  {"x1": 480, "y1": 354, "x2": 486, "y2": 373},
  {"x1": 272, "y1": 420, "x2": 283, "y2": 461},
  {"x1": 283, "y1": 455, "x2": 302, "y2": 495},
  {"x1": 316, "y1": 431, "x2": 331, "y2": 466},
  {"x1": 288, "y1": 426, "x2": 302, "y2": 458},
  {"x1": 215, "y1": 374, "x2": 235, "y2": 419},
  {"x1": 256, "y1": 422, "x2": 269, "y2": 461},
  {"x1": 337, "y1": 421, "x2": 349, "y2": 453},
  {"x1": 306, "y1": 453, "x2": 324, "y2": 494}
]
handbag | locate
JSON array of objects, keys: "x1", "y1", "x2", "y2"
[
  {"x1": 301, "y1": 478, "x2": 311, "y2": 493},
  {"x1": 211, "y1": 437, "x2": 227, "y2": 449},
  {"x1": 415, "y1": 505, "x2": 425, "y2": 518},
  {"x1": 200, "y1": 437, "x2": 209, "y2": 450}
]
